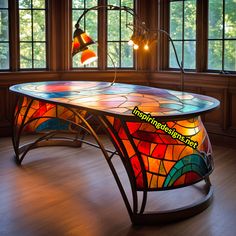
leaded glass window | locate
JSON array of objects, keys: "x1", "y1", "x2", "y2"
[
  {"x1": 169, "y1": 0, "x2": 196, "y2": 70},
  {"x1": 19, "y1": 0, "x2": 47, "y2": 69},
  {"x1": 0, "y1": 0, "x2": 9, "y2": 70}
]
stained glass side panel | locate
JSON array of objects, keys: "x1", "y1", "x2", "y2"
[{"x1": 106, "y1": 115, "x2": 213, "y2": 190}]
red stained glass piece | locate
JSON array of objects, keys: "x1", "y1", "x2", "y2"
[
  {"x1": 127, "y1": 122, "x2": 142, "y2": 134},
  {"x1": 130, "y1": 156, "x2": 141, "y2": 175},
  {"x1": 118, "y1": 127, "x2": 128, "y2": 139},
  {"x1": 114, "y1": 118, "x2": 121, "y2": 132},
  {"x1": 159, "y1": 134, "x2": 178, "y2": 144},
  {"x1": 138, "y1": 141, "x2": 150, "y2": 156},
  {"x1": 151, "y1": 144, "x2": 167, "y2": 159},
  {"x1": 132, "y1": 131, "x2": 164, "y2": 144},
  {"x1": 185, "y1": 172, "x2": 201, "y2": 184}
]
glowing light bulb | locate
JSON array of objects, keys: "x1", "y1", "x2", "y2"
[
  {"x1": 128, "y1": 39, "x2": 134, "y2": 46},
  {"x1": 133, "y1": 44, "x2": 139, "y2": 50},
  {"x1": 144, "y1": 44, "x2": 149, "y2": 50}
]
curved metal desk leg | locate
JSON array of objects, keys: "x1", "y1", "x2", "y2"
[{"x1": 12, "y1": 97, "x2": 88, "y2": 164}]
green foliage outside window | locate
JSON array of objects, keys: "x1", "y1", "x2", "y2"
[
  {"x1": 107, "y1": 0, "x2": 134, "y2": 68},
  {"x1": 19, "y1": 0, "x2": 46, "y2": 69},
  {"x1": 169, "y1": 0, "x2": 236, "y2": 72},
  {"x1": 0, "y1": 0, "x2": 9, "y2": 70},
  {"x1": 169, "y1": 0, "x2": 196, "y2": 70},
  {"x1": 208, "y1": 0, "x2": 236, "y2": 71}
]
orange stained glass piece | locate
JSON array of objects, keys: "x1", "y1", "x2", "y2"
[
  {"x1": 157, "y1": 176, "x2": 166, "y2": 188},
  {"x1": 149, "y1": 175, "x2": 158, "y2": 188},
  {"x1": 150, "y1": 143, "x2": 157, "y2": 155},
  {"x1": 142, "y1": 155, "x2": 149, "y2": 170},
  {"x1": 163, "y1": 160, "x2": 175, "y2": 174},
  {"x1": 122, "y1": 140, "x2": 135, "y2": 157},
  {"x1": 107, "y1": 116, "x2": 115, "y2": 125},
  {"x1": 148, "y1": 157, "x2": 161, "y2": 173},
  {"x1": 158, "y1": 161, "x2": 167, "y2": 175}
]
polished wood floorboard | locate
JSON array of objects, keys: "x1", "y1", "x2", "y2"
[{"x1": 0, "y1": 135, "x2": 236, "y2": 236}]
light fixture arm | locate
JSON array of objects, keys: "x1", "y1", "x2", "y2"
[
  {"x1": 74, "y1": 5, "x2": 142, "y2": 29},
  {"x1": 156, "y1": 29, "x2": 185, "y2": 91},
  {"x1": 73, "y1": 4, "x2": 185, "y2": 91}
]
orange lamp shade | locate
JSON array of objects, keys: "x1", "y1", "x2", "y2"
[{"x1": 81, "y1": 49, "x2": 97, "y2": 65}]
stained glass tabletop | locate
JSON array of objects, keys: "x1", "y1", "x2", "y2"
[{"x1": 10, "y1": 81, "x2": 220, "y2": 120}]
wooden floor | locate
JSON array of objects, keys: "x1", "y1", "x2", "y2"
[{"x1": 0, "y1": 135, "x2": 236, "y2": 236}]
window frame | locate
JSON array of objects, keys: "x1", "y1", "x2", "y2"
[
  {"x1": 207, "y1": 0, "x2": 236, "y2": 73},
  {"x1": 0, "y1": 0, "x2": 10, "y2": 71},
  {"x1": 160, "y1": 0, "x2": 236, "y2": 74},
  {"x1": 70, "y1": 0, "x2": 136, "y2": 71},
  {"x1": 17, "y1": 0, "x2": 49, "y2": 71},
  {"x1": 106, "y1": 0, "x2": 135, "y2": 69},
  {"x1": 168, "y1": 0, "x2": 197, "y2": 71}
]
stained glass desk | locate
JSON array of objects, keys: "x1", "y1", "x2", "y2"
[{"x1": 10, "y1": 81, "x2": 220, "y2": 225}]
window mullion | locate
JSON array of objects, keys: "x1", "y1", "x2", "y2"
[
  {"x1": 98, "y1": 0, "x2": 107, "y2": 70},
  {"x1": 9, "y1": 0, "x2": 18, "y2": 71}
]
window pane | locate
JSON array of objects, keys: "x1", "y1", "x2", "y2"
[
  {"x1": 169, "y1": 0, "x2": 196, "y2": 70},
  {"x1": 0, "y1": 43, "x2": 9, "y2": 69},
  {"x1": 121, "y1": 0, "x2": 133, "y2": 8},
  {"x1": 107, "y1": 0, "x2": 134, "y2": 68},
  {"x1": 34, "y1": 43, "x2": 46, "y2": 68},
  {"x1": 86, "y1": 11, "x2": 97, "y2": 40},
  {"x1": 108, "y1": 42, "x2": 120, "y2": 68},
  {"x1": 86, "y1": 0, "x2": 97, "y2": 8},
  {"x1": 19, "y1": 10, "x2": 32, "y2": 41},
  {"x1": 0, "y1": 0, "x2": 8, "y2": 8},
  {"x1": 33, "y1": 0, "x2": 45, "y2": 9},
  {"x1": 0, "y1": 10, "x2": 9, "y2": 41},
  {"x1": 19, "y1": 0, "x2": 32, "y2": 9},
  {"x1": 169, "y1": 41, "x2": 182, "y2": 68},
  {"x1": 208, "y1": 0, "x2": 223, "y2": 39},
  {"x1": 19, "y1": 1, "x2": 47, "y2": 69},
  {"x1": 184, "y1": 0, "x2": 196, "y2": 40},
  {"x1": 208, "y1": 40, "x2": 222, "y2": 70},
  {"x1": 184, "y1": 41, "x2": 196, "y2": 69},
  {"x1": 225, "y1": 40, "x2": 236, "y2": 71},
  {"x1": 72, "y1": 0, "x2": 85, "y2": 8},
  {"x1": 121, "y1": 11, "x2": 133, "y2": 41},
  {"x1": 0, "y1": 2, "x2": 9, "y2": 70},
  {"x1": 33, "y1": 10, "x2": 45, "y2": 41},
  {"x1": 107, "y1": 0, "x2": 120, "y2": 6},
  {"x1": 121, "y1": 43, "x2": 133, "y2": 67},
  {"x1": 72, "y1": 10, "x2": 84, "y2": 28},
  {"x1": 225, "y1": 0, "x2": 236, "y2": 39},
  {"x1": 170, "y1": 1, "x2": 183, "y2": 40},
  {"x1": 20, "y1": 43, "x2": 32, "y2": 68},
  {"x1": 108, "y1": 11, "x2": 120, "y2": 41}
]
